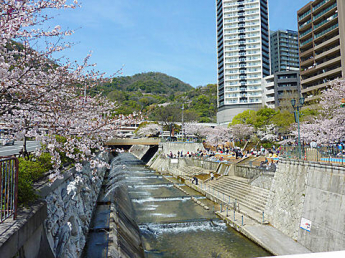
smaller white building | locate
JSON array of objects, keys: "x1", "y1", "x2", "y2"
[{"x1": 262, "y1": 75, "x2": 275, "y2": 108}]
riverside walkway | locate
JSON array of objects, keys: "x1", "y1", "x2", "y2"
[{"x1": 168, "y1": 167, "x2": 311, "y2": 256}]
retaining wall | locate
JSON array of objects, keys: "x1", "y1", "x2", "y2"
[
  {"x1": 0, "y1": 152, "x2": 110, "y2": 258},
  {"x1": 265, "y1": 159, "x2": 345, "y2": 252},
  {"x1": 160, "y1": 142, "x2": 204, "y2": 155},
  {"x1": 129, "y1": 145, "x2": 150, "y2": 160},
  {"x1": 40, "y1": 152, "x2": 110, "y2": 257}
]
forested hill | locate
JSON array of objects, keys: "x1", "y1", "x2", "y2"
[
  {"x1": 93, "y1": 72, "x2": 217, "y2": 123},
  {"x1": 96, "y1": 72, "x2": 193, "y2": 95}
]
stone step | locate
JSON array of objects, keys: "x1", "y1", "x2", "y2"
[
  {"x1": 223, "y1": 177, "x2": 271, "y2": 195},
  {"x1": 210, "y1": 186, "x2": 267, "y2": 212},
  {"x1": 214, "y1": 181, "x2": 269, "y2": 202},
  {"x1": 216, "y1": 178, "x2": 270, "y2": 199},
  {"x1": 208, "y1": 179, "x2": 269, "y2": 201},
  {"x1": 212, "y1": 190, "x2": 265, "y2": 216},
  {"x1": 212, "y1": 185, "x2": 268, "y2": 208},
  {"x1": 205, "y1": 177, "x2": 270, "y2": 215}
]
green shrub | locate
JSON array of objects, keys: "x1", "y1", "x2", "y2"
[{"x1": 17, "y1": 154, "x2": 52, "y2": 205}]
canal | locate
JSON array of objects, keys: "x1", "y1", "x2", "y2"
[{"x1": 117, "y1": 153, "x2": 270, "y2": 258}]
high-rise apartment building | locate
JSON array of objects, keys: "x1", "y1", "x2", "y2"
[
  {"x1": 270, "y1": 30, "x2": 300, "y2": 74},
  {"x1": 297, "y1": 0, "x2": 345, "y2": 104},
  {"x1": 216, "y1": 0, "x2": 270, "y2": 124}
]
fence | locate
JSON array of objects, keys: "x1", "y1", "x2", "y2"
[
  {"x1": 0, "y1": 156, "x2": 19, "y2": 223},
  {"x1": 280, "y1": 145, "x2": 345, "y2": 166}
]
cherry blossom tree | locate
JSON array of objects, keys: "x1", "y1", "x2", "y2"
[
  {"x1": 136, "y1": 123, "x2": 162, "y2": 137},
  {"x1": 183, "y1": 122, "x2": 208, "y2": 141},
  {"x1": 1, "y1": 0, "x2": 137, "y2": 181},
  {"x1": 204, "y1": 126, "x2": 232, "y2": 147},
  {"x1": 256, "y1": 124, "x2": 278, "y2": 142},
  {"x1": 298, "y1": 79, "x2": 345, "y2": 144},
  {"x1": 230, "y1": 124, "x2": 255, "y2": 141}
]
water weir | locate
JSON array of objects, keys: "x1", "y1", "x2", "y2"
[{"x1": 103, "y1": 152, "x2": 270, "y2": 258}]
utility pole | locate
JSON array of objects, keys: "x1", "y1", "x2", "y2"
[{"x1": 181, "y1": 104, "x2": 184, "y2": 142}]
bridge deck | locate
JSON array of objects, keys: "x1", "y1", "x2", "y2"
[{"x1": 106, "y1": 138, "x2": 160, "y2": 146}]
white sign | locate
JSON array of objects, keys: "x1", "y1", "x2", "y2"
[
  {"x1": 171, "y1": 159, "x2": 179, "y2": 164},
  {"x1": 300, "y1": 218, "x2": 312, "y2": 232}
]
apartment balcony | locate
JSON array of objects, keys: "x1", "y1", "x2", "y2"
[
  {"x1": 265, "y1": 96, "x2": 275, "y2": 102},
  {"x1": 301, "y1": 66, "x2": 316, "y2": 76},
  {"x1": 300, "y1": 37, "x2": 313, "y2": 47},
  {"x1": 314, "y1": 35, "x2": 339, "y2": 51},
  {"x1": 301, "y1": 57, "x2": 341, "y2": 78},
  {"x1": 299, "y1": 28, "x2": 312, "y2": 40},
  {"x1": 301, "y1": 80, "x2": 333, "y2": 95},
  {"x1": 265, "y1": 89, "x2": 275, "y2": 95},
  {"x1": 300, "y1": 48, "x2": 314, "y2": 58},
  {"x1": 313, "y1": 13, "x2": 338, "y2": 32},
  {"x1": 312, "y1": 0, "x2": 336, "y2": 14},
  {"x1": 312, "y1": 2, "x2": 337, "y2": 23},
  {"x1": 300, "y1": 56, "x2": 315, "y2": 67},
  {"x1": 301, "y1": 66, "x2": 342, "y2": 85},
  {"x1": 314, "y1": 45, "x2": 340, "y2": 61},
  {"x1": 314, "y1": 55, "x2": 341, "y2": 70},
  {"x1": 299, "y1": 19, "x2": 312, "y2": 31},
  {"x1": 304, "y1": 94, "x2": 321, "y2": 103},
  {"x1": 314, "y1": 23, "x2": 338, "y2": 40},
  {"x1": 298, "y1": 9, "x2": 311, "y2": 23}
]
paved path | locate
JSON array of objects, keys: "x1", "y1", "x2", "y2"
[
  {"x1": 244, "y1": 224, "x2": 311, "y2": 256},
  {"x1": 0, "y1": 141, "x2": 40, "y2": 157}
]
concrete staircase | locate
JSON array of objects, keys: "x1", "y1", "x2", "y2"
[
  {"x1": 176, "y1": 166, "x2": 212, "y2": 176},
  {"x1": 206, "y1": 176, "x2": 270, "y2": 223}
]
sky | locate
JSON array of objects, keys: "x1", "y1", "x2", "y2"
[{"x1": 45, "y1": 0, "x2": 312, "y2": 87}]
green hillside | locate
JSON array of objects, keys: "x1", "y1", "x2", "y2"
[
  {"x1": 97, "y1": 72, "x2": 193, "y2": 95},
  {"x1": 94, "y1": 72, "x2": 217, "y2": 123}
]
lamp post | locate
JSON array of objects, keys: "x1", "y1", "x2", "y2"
[{"x1": 291, "y1": 97, "x2": 305, "y2": 159}]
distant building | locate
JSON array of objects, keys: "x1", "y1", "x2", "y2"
[
  {"x1": 263, "y1": 71, "x2": 301, "y2": 109},
  {"x1": 297, "y1": 0, "x2": 345, "y2": 105},
  {"x1": 216, "y1": 0, "x2": 270, "y2": 124},
  {"x1": 262, "y1": 74, "x2": 275, "y2": 109},
  {"x1": 270, "y1": 30, "x2": 300, "y2": 74}
]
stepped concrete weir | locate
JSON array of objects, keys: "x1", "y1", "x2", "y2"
[{"x1": 115, "y1": 152, "x2": 270, "y2": 257}]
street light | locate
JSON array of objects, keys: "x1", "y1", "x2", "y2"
[{"x1": 291, "y1": 97, "x2": 305, "y2": 159}]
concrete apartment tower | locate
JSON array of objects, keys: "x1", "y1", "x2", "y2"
[
  {"x1": 298, "y1": 0, "x2": 345, "y2": 105},
  {"x1": 216, "y1": 0, "x2": 270, "y2": 124},
  {"x1": 262, "y1": 30, "x2": 300, "y2": 109},
  {"x1": 270, "y1": 30, "x2": 300, "y2": 74}
]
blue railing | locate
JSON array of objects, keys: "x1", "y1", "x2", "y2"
[{"x1": 0, "y1": 156, "x2": 19, "y2": 223}]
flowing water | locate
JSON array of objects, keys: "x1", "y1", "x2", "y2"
[{"x1": 109, "y1": 153, "x2": 271, "y2": 258}]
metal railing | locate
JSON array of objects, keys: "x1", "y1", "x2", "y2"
[
  {"x1": 0, "y1": 156, "x2": 19, "y2": 223},
  {"x1": 279, "y1": 145, "x2": 344, "y2": 166}
]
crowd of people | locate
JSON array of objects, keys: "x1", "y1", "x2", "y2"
[{"x1": 165, "y1": 145, "x2": 280, "y2": 164}]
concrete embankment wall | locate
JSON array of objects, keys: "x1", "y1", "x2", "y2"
[
  {"x1": 108, "y1": 185, "x2": 144, "y2": 258},
  {"x1": 129, "y1": 145, "x2": 151, "y2": 160},
  {"x1": 0, "y1": 152, "x2": 110, "y2": 258},
  {"x1": 235, "y1": 165, "x2": 274, "y2": 190},
  {"x1": 160, "y1": 142, "x2": 204, "y2": 155},
  {"x1": 40, "y1": 152, "x2": 110, "y2": 257},
  {"x1": 265, "y1": 159, "x2": 345, "y2": 252}
]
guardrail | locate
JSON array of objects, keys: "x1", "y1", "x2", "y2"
[
  {"x1": 0, "y1": 156, "x2": 19, "y2": 223},
  {"x1": 280, "y1": 145, "x2": 344, "y2": 166}
]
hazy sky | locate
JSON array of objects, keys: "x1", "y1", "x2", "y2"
[{"x1": 45, "y1": 0, "x2": 312, "y2": 87}]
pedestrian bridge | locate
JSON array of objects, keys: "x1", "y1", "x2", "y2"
[{"x1": 106, "y1": 138, "x2": 160, "y2": 146}]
